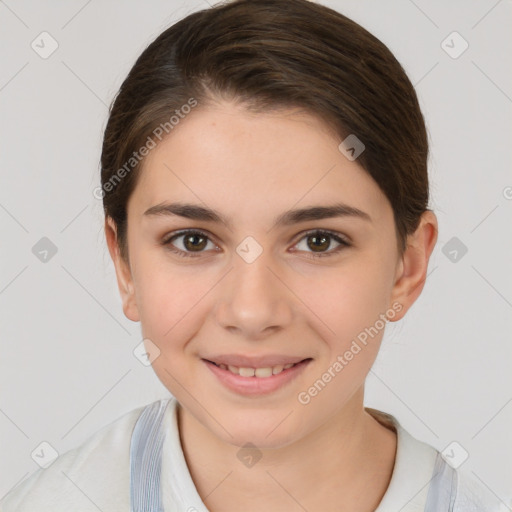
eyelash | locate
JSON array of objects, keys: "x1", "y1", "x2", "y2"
[{"x1": 161, "y1": 229, "x2": 350, "y2": 259}]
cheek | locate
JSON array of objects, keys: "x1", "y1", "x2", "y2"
[
  {"x1": 295, "y1": 254, "x2": 395, "y2": 345},
  {"x1": 293, "y1": 262, "x2": 393, "y2": 414},
  {"x1": 132, "y1": 252, "x2": 214, "y2": 343},
  {"x1": 133, "y1": 266, "x2": 212, "y2": 395}
]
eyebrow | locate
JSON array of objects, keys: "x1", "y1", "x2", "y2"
[{"x1": 143, "y1": 201, "x2": 371, "y2": 229}]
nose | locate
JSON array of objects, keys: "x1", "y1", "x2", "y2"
[{"x1": 214, "y1": 250, "x2": 294, "y2": 339}]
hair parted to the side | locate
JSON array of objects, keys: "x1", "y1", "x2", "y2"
[{"x1": 100, "y1": 0, "x2": 430, "y2": 263}]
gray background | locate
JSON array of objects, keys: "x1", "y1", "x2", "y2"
[{"x1": 1, "y1": 0, "x2": 511, "y2": 504}]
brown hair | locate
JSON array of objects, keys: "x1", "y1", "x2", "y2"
[{"x1": 100, "y1": 0, "x2": 429, "y2": 262}]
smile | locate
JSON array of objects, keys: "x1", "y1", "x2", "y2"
[
  {"x1": 208, "y1": 360, "x2": 301, "y2": 378},
  {"x1": 203, "y1": 358, "x2": 313, "y2": 395}
]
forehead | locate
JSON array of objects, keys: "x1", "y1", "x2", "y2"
[{"x1": 128, "y1": 102, "x2": 391, "y2": 225}]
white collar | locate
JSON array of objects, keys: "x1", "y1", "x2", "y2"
[
  {"x1": 160, "y1": 398, "x2": 438, "y2": 512},
  {"x1": 365, "y1": 407, "x2": 438, "y2": 511}
]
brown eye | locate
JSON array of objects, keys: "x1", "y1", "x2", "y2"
[
  {"x1": 294, "y1": 230, "x2": 350, "y2": 258},
  {"x1": 163, "y1": 230, "x2": 215, "y2": 257},
  {"x1": 182, "y1": 232, "x2": 208, "y2": 251},
  {"x1": 307, "y1": 233, "x2": 331, "y2": 252}
]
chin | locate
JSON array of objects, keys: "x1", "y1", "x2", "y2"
[{"x1": 217, "y1": 415, "x2": 302, "y2": 450}]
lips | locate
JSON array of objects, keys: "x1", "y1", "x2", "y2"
[
  {"x1": 203, "y1": 357, "x2": 312, "y2": 395},
  {"x1": 202, "y1": 355, "x2": 312, "y2": 380}
]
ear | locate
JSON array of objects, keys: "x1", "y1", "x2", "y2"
[
  {"x1": 389, "y1": 210, "x2": 438, "y2": 321},
  {"x1": 105, "y1": 217, "x2": 140, "y2": 322}
]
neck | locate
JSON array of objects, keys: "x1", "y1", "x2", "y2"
[{"x1": 176, "y1": 388, "x2": 397, "y2": 512}]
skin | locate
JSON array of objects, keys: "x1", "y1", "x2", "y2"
[{"x1": 106, "y1": 100, "x2": 438, "y2": 512}]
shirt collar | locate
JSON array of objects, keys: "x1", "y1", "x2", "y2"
[{"x1": 160, "y1": 398, "x2": 438, "y2": 512}]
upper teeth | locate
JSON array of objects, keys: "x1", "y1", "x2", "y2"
[{"x1": 216, "y1": 362, "x2": 296, "y2": 378}]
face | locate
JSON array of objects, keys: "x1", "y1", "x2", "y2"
[{"x1": 107, "y1": 100, "x2": 431, "y2": 450}]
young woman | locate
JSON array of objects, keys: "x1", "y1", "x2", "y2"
[{"x1": 1, "y1": 0, "x2": 506, "y2": 510}]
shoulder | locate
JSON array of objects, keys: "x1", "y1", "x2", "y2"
[
  {"x1": 0, "y1": 401, "x2": 152, "y2": 512},
  {"x1": 453, "y1": 467, "x2": 511, "y2": 512},
  {"x1": 366, "y1": 408, "x2": 511, "y2": 512}
]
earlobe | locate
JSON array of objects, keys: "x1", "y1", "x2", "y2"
[
  {"x1": 105, "y1": 217, "x2": 140, "y2": 323},
  {"x1": 389, "y1": 211, "x2": 438, "y2": 322}
]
